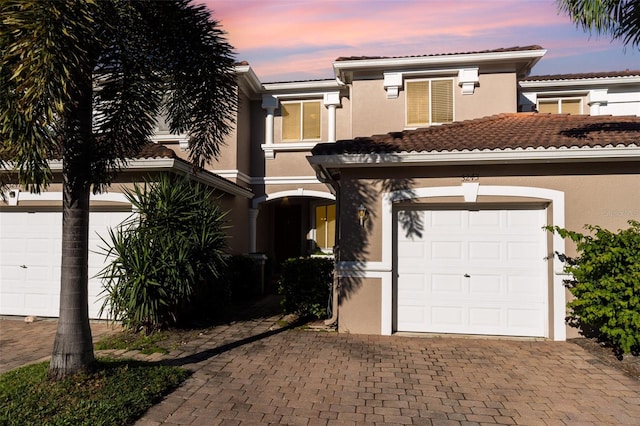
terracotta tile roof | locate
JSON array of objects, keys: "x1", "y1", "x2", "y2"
[
  {"x1": 335, "y1": 45, "x2": 544, "y2": 62},
  {"x1": 35, "y1": 142, "x2": 177, "y2": 161},
  {"x1": 1, "y1": 141, "x2": 178, "y2": 163},
  {"x1": 311, "y1": 113, "x2": 640, "y2": 155},
  {"x1": 132, "y1": 143, "x2": 177, "y2": 159},
  {"x1": 523, "y1": 70, "x2": 640, "y2": 81}
]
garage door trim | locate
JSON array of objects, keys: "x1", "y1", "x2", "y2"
[
  {"x1": 379, "y1": 184, "x2": 566, "y2": 340},
  {"x1": 394, "y1": 204, "x2": 548, "y2": 337}
]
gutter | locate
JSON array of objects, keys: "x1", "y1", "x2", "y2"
[
  {"x1": 308, "y1": 146, "x2": 640, "y2": 168},
  {"x1": 308, "y1": 157, "x2": 340, "y2": 327}
]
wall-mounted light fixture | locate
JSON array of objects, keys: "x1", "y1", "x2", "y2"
[{"x1": 357, "y1": 204, "x2": 368, "y2": 227}]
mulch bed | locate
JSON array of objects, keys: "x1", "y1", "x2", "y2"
[{"x1": 570, "y1": 338, "x2": 640, "y2": 381}]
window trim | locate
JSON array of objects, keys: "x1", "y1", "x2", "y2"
[
  {"x1": 537, "y1": 97, "x2": 583, "y2": 114},
  {"x1": 312, "y1": 202, "x2": 336, "y2": 253},
  {"x1": 281, "y1": 99, "x2": 322, "y2": 142},
  {"x1": 404, "y1": 78, "x2": 455, "y2": 128}
]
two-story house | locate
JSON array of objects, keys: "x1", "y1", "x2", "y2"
[{"x1": 2, "y1": 45, "x2": 640, "y2": 343}]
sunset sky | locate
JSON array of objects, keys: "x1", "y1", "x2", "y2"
[{"x1": 202, "y1": 0, "x2": 639, "y2": 82}]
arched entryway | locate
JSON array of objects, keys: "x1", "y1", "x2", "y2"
[{"x1": 250, "y1": 190, "x2": 335, "y2": 270}]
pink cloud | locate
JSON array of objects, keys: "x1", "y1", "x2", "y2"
[{"x1": 199, "y1": 0, "x2": 636, "y2": 81}]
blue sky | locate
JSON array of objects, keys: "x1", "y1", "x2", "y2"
[{"x1": 203, "y1": 0, "x2": 639, "y2": 82}]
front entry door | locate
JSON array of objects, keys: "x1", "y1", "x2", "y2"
[{"x1": 274, "y1": 204, "x2": 302, "y2": 266}]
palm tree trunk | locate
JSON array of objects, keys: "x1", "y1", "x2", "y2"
[{"x1": 48, "y1": 70, "x2": 96, "y2": 380}]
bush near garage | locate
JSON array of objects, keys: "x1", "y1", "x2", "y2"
[
  {"x1": 547, "y1": 220, "x2": 640, "y2": 355},
  {"x1": 99, "y1": 175, "x2": 228, "y2": 333},
  {"x1": 278, "y1": 257, "x2": 333, "y2": 319}
]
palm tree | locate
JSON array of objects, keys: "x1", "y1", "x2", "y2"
[
  {"x1": 557, "y1": 0, "x2": 640, "y2": 48},
  {"x1": 0, "y1": 0, "x2": 237, "y2": 380}
]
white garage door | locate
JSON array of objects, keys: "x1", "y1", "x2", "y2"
[
  {"x1": 0, "y1": 210, "x2": 132, "y2": 319},
  {"x1": 396, "y1": 208, "x2": 548, "y2": 337}
]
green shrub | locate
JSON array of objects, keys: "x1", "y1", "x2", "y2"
[
  {"x1": 278, "y1": 257, "x2": 333, "y2": 319},
  {"x1": 221, "y1": 255, "x2": 261, "y2": 303},
  {"x1": 99, "y1": 174, "x2": 228, "y2": 333},
  {"x1": 547, "y1": 220, "x2": 640, "y2": 354}
]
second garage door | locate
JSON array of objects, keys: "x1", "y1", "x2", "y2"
[
  {"x1": 396, "y1": 207, "x2": 548, "y2": 337},
  {"x1": 0, "y1": 210, "x2": 132, "y2": 319}
]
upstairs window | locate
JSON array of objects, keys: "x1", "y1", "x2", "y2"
[
  {"x1": 538, "y1": 98, "x2": 582, "y2": 114},
  {"x1": 406, "y1": 79, "x2": 454, "y2": 127},
  {"x1": 282, "y1": 100, "x2": 321, "y2": 141}
]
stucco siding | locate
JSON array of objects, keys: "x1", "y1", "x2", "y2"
[{"x1": 338, "y1": 277, "x2": 382, "y2": 334}]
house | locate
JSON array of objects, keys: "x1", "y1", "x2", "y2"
[
  {"x1": 0, "y1": 144, "x2": 252, "y2": 318},
  {"x1": 2, "y1": 45, "x2": 639, "y2": 342}
]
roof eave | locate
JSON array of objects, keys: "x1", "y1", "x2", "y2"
[
  {"x1": 333, "y1": 48, "x2": 547, "y2": 81},
  {"x1": 520, "y1": 75, "x2": 640, "y2": 88},
  {"x1": 262, "y1": 79, "x2": 344, "y2": 93},
  {"x1": 235, "y1": 64, "x2": 264, "y2": 98},
  {"x1": 2, "y1": 158, "x2": 254, "y2": 199},
  {"x1": 309, "y1": 146, "x2": 640, "y2": 169}
]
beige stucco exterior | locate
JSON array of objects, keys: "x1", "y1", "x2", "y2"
[
  {"x1": 348, "y1": 71, "x2": 518, "y2": 136},
  {"x1": 338, "y1": 277, "x2": 381, "y2": 334}
]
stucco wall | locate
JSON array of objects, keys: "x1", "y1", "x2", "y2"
[
  {"x1": 264, "y1": 151, "x2": 323, "y2": 178},
  {"x1": 338, "y1": 277, "x2": 382, "y2": 334},
  {"x1": 349, "y1": 72, "x2": 518, "y2": 137}
]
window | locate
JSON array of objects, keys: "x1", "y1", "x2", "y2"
[
  {"x1": 314, "y1": 204, "x2": 336, "y2": 252},
  {"x1": 538, "y1": 98, "x2": 582, "y2": 114},
  {"x1": 282, "y1": 100, "x2": 321, "y2": 141},
  {"x1": 406, "y1": 79, "x2": 454, "y2": 127}
]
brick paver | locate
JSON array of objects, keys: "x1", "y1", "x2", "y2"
[
  {"x1": 2, "y1": 313, "x2": 640, "y2": 425},
  {"x1": 0, "y1": 318, "x2": 119, "y2": 373}
]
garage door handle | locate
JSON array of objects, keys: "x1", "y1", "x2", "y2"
[{"x1": 464, "y1": 273, "x2": 470, "y2": 278}]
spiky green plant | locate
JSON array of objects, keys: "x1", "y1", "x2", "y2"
[{"x1": 99, "y1": 175, "x2": 228, "y2": 334}]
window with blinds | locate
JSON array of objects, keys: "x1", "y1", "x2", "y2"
[
  {"x1": 406, "y1": 79, "x2": 454, "y2": 127},
  {"x1": 538, "y1": 98, "x2": 582, "y2": 114},
  {"x1": 282, "y1": 100, "x2": 321, "y2": 141}
]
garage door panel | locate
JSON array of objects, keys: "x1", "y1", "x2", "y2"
[
  {"x1": 507, "y1": 276, "x2": 545, "y2": 299},
  {"x1": 397, "y1": 241, "x2": 424, "y2": 258},
  {"x1": 507, "y1": 241, "x2": 541, "y2": 261},
  {"x1": 468, "y1": 275, "x2": 502, "y2": 296},
  {"x1": 430, "y1": 210, "x2": 463, "y2": 227},
  {"x1": 397, "y1": 207, "x2": 548, "y2": 337},
  {"x1": 431, "y1": 274, "x2": 463, "y2": 294},
  {"x1": 507, "y1": 309, "x2": 545, "y2": 330},
  {"x1": 431, "y1": 306, "x2": 463, "y2": 326},
  {"x1": 468, "y1": 210, "x2": 501, "y2": 227},
  {"x1": 431, "y1": 241, "x2": 463, "y2": 260},
  {"x1": 469, "y1": 307, "x2": 502, "y2": 327},
  {"x1": 469, "y1": 241, "x2": 501, "y2": 260}
]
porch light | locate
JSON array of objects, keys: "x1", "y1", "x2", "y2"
[{"x1": 357, "y1": 204, "x2": 368, "y2": 227}]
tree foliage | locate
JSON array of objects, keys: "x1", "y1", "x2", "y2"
[
  {"x1": 100, "y1": 175, "x2": 228, "y2": 334},
  {"x1": 0, "y1": 0, "x2": 237, "y2": 379},
  {"x1": 557, "y1": 0, "x2": 640, "y2": 48},
  {"x1": 1, "y1": 0, "x2": 237, "y2": 192},
  {"x1": 547, "y1": 221, "x2": 640, "y2": 355}
]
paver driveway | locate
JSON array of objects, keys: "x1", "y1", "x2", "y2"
[{"x1": 2, "y1": 315, "x2": 639, "y2": 425}]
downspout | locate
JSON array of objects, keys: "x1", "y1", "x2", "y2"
[
  {"x1": 313, "y1": 164, "x2": 340, "y2": 328},
  {"x1": 325, "y1": 183, "x2": 340, "y2": 327}
]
